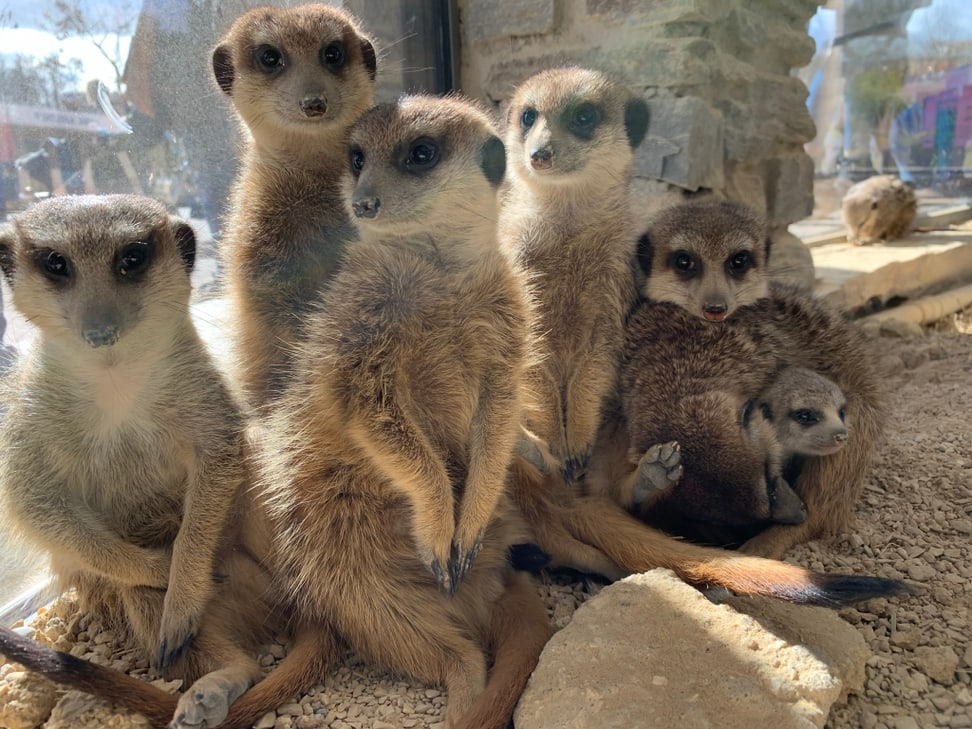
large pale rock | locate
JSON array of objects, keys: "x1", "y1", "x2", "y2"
[
  {"x1": 44, "y1": 691, "x2": 152, "y2": 729},
  {"x1": 515, "y1": 569, "x2": 869, "y2": 729},
  {"x1": 0, "y1": 669, "x2": 60, "y2": 729}
]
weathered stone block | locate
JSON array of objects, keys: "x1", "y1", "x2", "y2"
[
  {"x1": 515, "y1": 569, "x2": 869, "y2": 729},
  {"x1": 462, "y1": 0, "x2": 555, "y2": 43},
  {"x1": 724, "y1": 161, "x2": 768, "y2": 216},
  {"x1": 586, "y1": 0, "x2": 732, "y2": 23},
  {"x1": 763, "y1": 153, "x2": 815, "y2": 226},
  {"x1": 633, "y1": 95, "x2": 724, "y2": 191}
]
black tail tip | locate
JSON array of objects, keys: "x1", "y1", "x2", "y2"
[
  {"x1": 807, "y1": 574, "x2": 918, "y2": 606},
  {"x1": 508, "y1": 543, "x2": 551, "y2": 573}
]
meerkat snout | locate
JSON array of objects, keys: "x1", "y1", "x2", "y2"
[
  {"x1": 352, "y1": 195, "x2": 380, "y2": 219},
  {"x1": 299, "y1": 93, "x2": 327, "y2": 117},
  {"x1": 530, "y1": 146, "x2": 553, "y2": 170}
]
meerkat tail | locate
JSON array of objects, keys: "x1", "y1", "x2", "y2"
[
  {"x1": 567, "y1": 497, "x2": 909, "y2": 606},
  {"x1": 218, "y1": 626, "x2": 339, "y2": 729},
  {"x1": 452, "y1": 573, "x2": 552, "y2": 729},
  {"x1": 0, "y1": 626, "x2": 176, "y2": 727}
]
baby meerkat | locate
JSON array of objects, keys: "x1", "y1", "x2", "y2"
[
  {"x1": 500, "y1": 66, "x2": 648, "y2": 486},
  {"x1": 214, "y1": 4, "x2": 377, "y2": 410},
  {"x1": 249, "y1": 94, "x2": 550, "y2": 729},
  {"x1": 619, "y1": 199, "x2": 884, "y2": 558},
  {"x1": 0, "y1": 195, "x2": 275, "y2": 729},
  {"x1": 760, "y1": 365, "x2": 850, "y2": 473}
]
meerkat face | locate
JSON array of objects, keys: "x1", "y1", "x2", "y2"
[
  {"x1": 345, "y1": 95, "x2": 506, "y2": 238},
  {"x1": 760, "y1": 367, "x2": 850, "y2": 457},
  {"x1": 637, "y1": 199, "x2": 771, "y2": 321},
  {"x1": 212, "y1": 5, "x2": 377, "y2": 148},
  {"x1": 504, "y1": 67, "x2": 648, "y2": 188},
  {"x1": 0, "y1": 195, "x2": 195, "y2": 353}
]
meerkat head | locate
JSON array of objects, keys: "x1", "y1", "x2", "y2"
[
  {"x1": 504, "y1": 67, "x2": 648, "y2": 192},
  {"x1": 759, "y1": 366, "x2": 850, "y2": 457},
  {"x1": 637, "y1": 199, "x2": 771, "y2": 321},
  {"x1": 211, "y1": 4, "x2": 377, "y2": 152},
  {"x1": 0, "y1": 195, "x2": 196, "y2": 354},
  {"x1": 345, "y1": 94, "x2": 506, "y2": 240}
]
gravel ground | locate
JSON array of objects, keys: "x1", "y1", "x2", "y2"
[{"x1": 2, "y1": 315, "x2": 971, "y2": 729}]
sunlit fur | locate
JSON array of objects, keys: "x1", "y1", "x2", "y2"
[
  {"x1": 214, "y1": 4, "x2": 377, "y2": 411},
  {"x1": 0, "y1": 195, "x2": 274, "y2": 728},
  {"x1": 499, "y1": 67, "x2": 646, "y2": 486},
  {"x1": 638, "y1": 199, "x2": 770, "y2": 321},
  {"x1": 251, "y1": 95, "x2": 551, "y2": 729}
]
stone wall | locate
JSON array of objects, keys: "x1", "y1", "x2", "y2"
[{"x1": 455, "y1": 0, "x2": 824, "y2": 235}]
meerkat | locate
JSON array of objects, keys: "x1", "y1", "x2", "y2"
[
  {"x1": 232, "y1": 94, "x2": 551, "y2": 729},
  {"x1": 214, "y1": 4, "x2": 377, "y2": 411},
  {"x1": 0, "y1": 194, "x2": 278, "y2": 729},
  {"x1": 759, "y1": 365, "x2": 850, "y2": 482},
  {"x1": 499, "y1": 66, "x2": 648, "y2": 487},
  {"x1": 615, "y1": 199, "x2": 884, "y2": 558},
  {"x1": 841, "y1": 174, "x2": 917, "y2": 244}
]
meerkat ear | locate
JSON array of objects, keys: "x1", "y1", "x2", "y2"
[
  {"x1": 168, "y1": 218, "x2": 196, "y2": 273},
  {"x1": 635, "y1": 231, "x2": 653, "y2": 277},
  {"x1": 360, "y1": 38, "x2": 377, "y2": 80},
  {"x1": 624, "y1": 98, "x2": 649, "y2": 149},
  {"x1": 0, "y1": 225, "x2": 16, "y2": 283},
  {"x1": 212, "y1": 45, "x2": 234, "y2": 96},
  {"x1": 479, "y1": 135, "x2": 506, "y2": 187}
]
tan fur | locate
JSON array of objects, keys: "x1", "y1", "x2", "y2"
[
  {"x1": 499, "y1": 66, "x2": 648, "y2": 485},
  {"x1": 841, "y1": 174, "x2": 917, "y2": 244},
  {"x1": 250, "y1": 95, "x2": 550, "y2": 729},
  {"x1": 616, "y1": 200, "x2": 884, "y2": 558},
  {"x1": 214, "y1": 4, "x2": 377, "y2": 411},
  {"x1": 0, "y1": 195, "x2": 275, "y2": 728}
]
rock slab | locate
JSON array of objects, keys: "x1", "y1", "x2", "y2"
[{"x1": 515, "y1": 569, "x2": 869, "y2": 729}]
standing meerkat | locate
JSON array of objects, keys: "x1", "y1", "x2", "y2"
[
  {"x1": 500, "y1": 66, "x2": 648, "y2": 487},
  {"x1": 618, "y1": 199, "x2": 884, "y2": 558},
  {"x1": 246, "y1": 94, "x2": 550, "y2": 729},
  {"x1": 0, "y1": 195, "x2": 278, "y2": 729},
  {"x1": 214, "y1": 4, "x2": 377, "y2": 410}
]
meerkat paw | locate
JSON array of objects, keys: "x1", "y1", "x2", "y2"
[
  {"x1": 419, "y1": 528, "x2": 457, "y2": 597},
  {"x1": 514, "y1": 431, "x2": 551, "y2": 475},
  {"x1": 631, "y1": 441, "x2": 682, "y2": 504},
  {"x1": 448, "y1": 530, "x2": 485, "y2": 593},
  {"x1": 562, "y1": 450, "x2": 591, "y2": 486},
  {"x1": 169, "y1": 672, "x2": 250, "y2": 729},
  {"x1": 157, "y1": 605, "x2": 203, "y2": 670}
]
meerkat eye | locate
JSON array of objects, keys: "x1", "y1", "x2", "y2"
[
  {"x1": 838, "y1": 406, "x2": 847, "y2": 422},
  {"x1": 255, "y1": 45, "x2": 285, "y2": 72},
  {"x1": 572, "y1": 103, "x2": 600, "y2": 129},
  {"x1": 118, "y1": 241, "x2": 151, "y2": 279},
  {"x1": 870, "y1": 200, "x2": 879, "y2": 210},
  {"x1": 321, "y1": 41, "x2": 345, "y2": 68},
  {"x1": 726, "y1": 250, "x2": 754, "y2": 277},
  {"x1": 791, "y1": 409, "x2": 820, "y2": 426},
  {"x1": 741, "y1": 399, "x2": 755, "y2": 427},
  {"x1": 406, "y1": 138, "x2": 439, "y2": 172},
  {"x1": 350, "y1": 147, "x2": 365, "y2": 176},
  {"x1": 521, "y1": 108, "x2": 537, "y2": 129},
  {"x1": 671, "y1": 250, "x2": 698, "y2": 278},
  {"x1": 37, "y1": 249, "x2": 71, "y2": 282}
]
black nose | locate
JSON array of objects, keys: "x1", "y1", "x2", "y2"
[
  {"x1": 83, "y1": 325, "x2": 119, "y2": 348},
  {"x1": 352, "y1": 197, "x2": 381, "y2": 219},
  {"x1": 530, "y1": 147, "x2": 553, "y2": 169},
  {"x1": 703, "y1": 304, "x2": 727, "y2": 314},
  {"x1": 300, "y1": 95, "x2": 327, "y2": 117},
  {"x1": 834, "y1": 431, "x2": 848, "y2": 443}
]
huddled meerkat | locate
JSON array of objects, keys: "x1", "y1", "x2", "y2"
[
  {"x1": 214, "y1": 4, "x2": 377, "y2": 411},
  {"x1": 500, "y1": 66, "x2": 648, "y2": 487},
  {"x1": 0, "y1": 195, "x2": 276, "y2": 729},
  {"x1": 616, "y1": 199, "x2": 884, "y2": 558},
  {"x1": 244, "y1": 94, "x2": 551, "y2": 729},
  {"x1": 760, "y1": 365, "x2": 850, "y2": 482},
  {"x1": 841, "y1": 174, "x2": 917, "y2": 244}
]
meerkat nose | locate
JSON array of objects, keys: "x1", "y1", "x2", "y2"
[
  {"x1": 834, "y1": 431, "x2": 848, "y2": 443},
  {"x1": 83, "y1": 324, "x2": 120, "y2": 348},
  {"x1": 530, "y1": 147, "x2": 553, "y2": 170},
  {"x1": 702, "y1": 304, "x2": 728, "y2": 322},
  {"x1": 352, "y1": 196, "x2": 381, "y2": 219},
  {"x1": 300, "y1": 95, "x2": 328, "y2": 117}
]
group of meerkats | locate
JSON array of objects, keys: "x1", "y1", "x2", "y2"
[{"x1": 0, "y1": 5, "x2": 911, "y2": 729}]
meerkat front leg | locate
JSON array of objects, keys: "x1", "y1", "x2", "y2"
[
  {"x1": 562, "y1": 346, "x2": 618, "y2": 485},
  {"x1": 10, "y1": 467, "x2": 172, "y2": 588},
  {"x1": 453, "y1": 377, "x2": 520, "y2": 587},
  {"x1": 616, "y1": 441, "x2": 683, "y2": 508},
  {"x1": 157, "y1": 440, "x2": 248, "y2": 669},
  {"x1": 346, "y1": 398, "x2": 457, "y2": 594}
]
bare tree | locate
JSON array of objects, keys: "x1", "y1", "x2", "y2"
[{"x1": 43, "y1": 0, "x2": 138, "y2": 91}]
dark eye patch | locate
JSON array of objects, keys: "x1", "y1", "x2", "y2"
[
  {"x1": 565, "y1": 102, "x2": 602, "y2": 139},
  {"x1": 670, "y1": 250, "x2": 699, "y2": 279},
  {"x1": 791, "y1": 409, "x2": 820, "y2": 426},
  {"x1": 117, "y1": 240, "x2": 152, "y2": 281},
  {"x1": 726, "y1": 250, "x2": 754, "y2": 278},
  {"x1": 33, "y1": 248, "x2": 72, "y2": 284},
  {"x1": 403, "y1": 137, "x2": 440, "y2": 174},
  {"x1": 254, "y1": 44, "x2": 286, "y2": 73}
]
